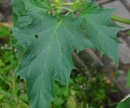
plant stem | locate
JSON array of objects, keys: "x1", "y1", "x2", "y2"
[
  {"x1": 62, "y1": 7, "x2": 72, "y2": 11},
  {"x1": 51, "y1": 2, "x2": 73, "y2": 7},
  {"x1": 62, "y1": 2, "x2": 73, "y2": 6},
  {"x1": 0, "y1": 76, "x2": 10, "y2": 85},
  {"x1": 12, "y1": 75, "x2": 16, "y2": 96},
  {"x1": 111, "y1": 15, "x2": 130, "y2": 24}
]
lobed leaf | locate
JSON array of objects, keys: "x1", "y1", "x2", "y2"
[
  {"x1": 12, "y1": 12, "x2": 93, "y2": 108},
  {"x1": 12, "y1": 1, "x2": 122, "y2": 108},
  {"x1": 80, "y1": 2, "x2": 122, "y2": 65}
]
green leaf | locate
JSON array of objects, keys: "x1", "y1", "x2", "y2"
[
  {"x1": 12, "y1": 1, "x2": 122, "y2": 108},
  {"x1": 11, "y1": 0, "x2": 50, "y2": 26},
  {"x1": 80, "y1": 2, "x2": 122, "y2": 65},
  {"x1": 12, "y1": 12, "x2": 93, "y2": 108},
  {"x1": 116, "y1": 95, "x2": 130, "y2": 108},
  {"x1": 0, "y1": 26, "x2": 11, "y2": 37},
  {"x1": 11, "y1": 0, "x2": 25, "y2": 26},
  {"x1": 11, "y1": 0, "x2": 25, "y2": 15},
  {"x1": 126, "y1": 70, "x2": 130, "y2": 88}
]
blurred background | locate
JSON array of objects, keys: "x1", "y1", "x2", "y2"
[{"x1": 0, "y1": 0, "x2": 130, "y2": 108}]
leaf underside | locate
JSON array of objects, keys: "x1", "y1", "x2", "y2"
[{"x1": 12, "y1": 0, "x2": 122, "y2": 108}]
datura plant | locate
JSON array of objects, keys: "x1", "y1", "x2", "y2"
[{"x1": 11, "y1": 0, "x2": 130, "y2": 108}]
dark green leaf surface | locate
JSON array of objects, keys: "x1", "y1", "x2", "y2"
[
  {"x1": 12, "y1": 0, "x2": 50, "y2": 26},
  {"x1": 80, "y1": 2, "x2": 122, "y2": 65},
  {"x1": 12, "y1": 12, "x2": 93, "y2": 108},
  {"x1": 12, "y1": 1, "x2": 121, "y2": 108}
]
